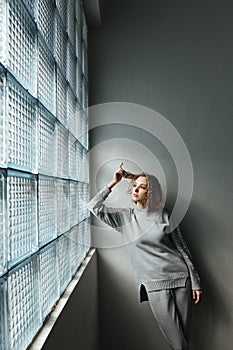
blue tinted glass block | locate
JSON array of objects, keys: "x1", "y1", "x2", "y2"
[
  {"x1": 76, "y1": 106, "x2": 88, "y2": 147},
  {"x1": 7, "y1": 0, "x2": 37, "y2": 95},
  {"x1": 69, "y1": 135, "x2": 77, "y2": 180},
  {"x1": 81, "y1": 77, "x2": 88, "y2": 111},
  {"x1": 37, "y1": 0, "x2": 55, "y2": 52},
  {"x1": 0, "y1": 171, "x2": 6, "y2": 277},
  {"x1": 0, "y1": 0, "x2": 7, "y2": 64},
  {"x1": 82, "y1": 9, "x2": 87, "y2": 44},
  {"x1": 38, "y1": 105, "x2": 57, "y2": 176},
  {"x1": 75, "y1": 104, "x2": 81, "y2": 140},
  {"x1": 56, "y1": 123, "x2": 69, "y2": 178},
  {"x1": 7, "y1": 255, "x2": 42, "y2": 350},
  {"x1": 39, "y1": 242, "x2": 59, "y2": 321},
  {"x1": 67, "y1": 0, "x2": 75, "y2": 47},
  {"x1": 66, "y1": 225, "x2": 81, "y2": 275},
  {"x1": 55, "y1": 11, "x2": 67, "y2": 73},
  {"x1": 57, "y1": 235, "x2": 71, "y2": 295},
  {"x1": 22, "y1": 0, "x2": 36, "y2": 18},
  {"x1": 76, "y1": 0, "x2": 82, "y2": 27},
  {"x1": 0, "y1": 72, "x2": 7, "y2": 167},
  {"x1": 7, "y1": 76, "x2": 37, "y2": 172},
  {"x1": 67, "y1": 40, "x2": 76, "y2": 93},
  {"x1": 76, "y1": 141, "x2": 83, "y2": 181},
  {"x1": 55, "y1": 0, "x2": 67, "y2": 28},
  {"x1": 56, "y1": 66, "x2": 67, "y2": 125},
  {"x1": 38, "y1": 176, "x2": 57, "y2": 246},
  {"x1": 56, "y1": 179, "x2": 70, "y2": 235},
  {"x1": 84, "y1": 218, "x2": 90, "y2": 252},
  {"x1": 0, "y1": 277, "x2": 8, "y2": 350},
  {"x1": 38, "y1": 35, "x2": 56, "y2": 114},
  {"x1": 77, "y1": 182, "x2": 84, "y2": 222},
  {"x1": 7, "y1": 171, "x2": 38, "y2": 268},
  {"x1": 67, "y1": 87, "x2": 76, "y2": 135},
  {"x1": 76, "y1": 62, "x2": 82, "y2": 104},
  {"x1": 82, "y1": 41, "x2": 88, "y2": 81},
  {"x1": 78, "y1": 220, "x2": 86, "y2": 262},
  {"x1": 69, "y1": 181, "x2": 78, "y2": 227},
  {"x1": 83, "y1": 182, "x2": 89, "y2": 218}
]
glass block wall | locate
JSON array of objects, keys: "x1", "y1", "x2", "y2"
[{"x1": 0, "y1": 0, "x2": 89, "y2": 349}]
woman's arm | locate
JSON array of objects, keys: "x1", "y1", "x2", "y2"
[
  {"x1": 87, "y1": 163, "x2": 131, "y2": 231},
  {"x1": 168, "y1": 216, "x2": 202, "y2": 304}
]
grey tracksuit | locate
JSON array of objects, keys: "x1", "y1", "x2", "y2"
[{"x1": 87, "y1": 185, "x2": 201, "y2": 349}]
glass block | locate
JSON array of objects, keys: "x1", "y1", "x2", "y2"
[
  {"x1": 0, "y1": 170, "x2": 6, "y2": 277},
  {"x1": 38, "y1": 105, "x2": 57, "y2": 176},
  {"x1": 56, "y1": 123, "x2": 69, "y2": 178},
  {"x1": 81, "y1": 76, "x2": 88, "y2": 111},
  {"x1": 84, "y1": 218, "x2": 90, "y2": 251},
  {"x1": 67, "y1": 86, "x2": 76, "y2": 135},
  {"x1": 75, "y1": 0, "x2": 82, "y2": 27},
  {"x1": 83, "y1": 182, "x2": 89, "y2": 218},
  {"x1": 82, "y1": 10, "x2": 88, "y2": 46},
  {"x1": 7, "y1": 171, "x2": 37, "y2": 268},
  {"x1": 66, "y1": 225, "x2": 81, "y2": 275},
  {"x1": 38, "y1": 176, "x2": 57, "y2": 247},
  {"x1": 7, "y1": 255, "x2": 41, "y2": 350},
  {"x1": 7, "y1": 0, "x2": 37, "y2": 95},
  {"x1": 55, "y1": 10, "x2": 67, "y2": 73},
  {"x1": 76, "y1": 62, "x2": 82, "y2": 103},
  {"x1": 55, "y1": 0, "x2": 67, "y2": 28},
  {"x1": 38, "y1": 35, "x2": 56, "y2": 114},
  {"x1": 69, "y1": 181, "x2": 78, "y2": 227},
  {"x1": 69, "y1": 135, "x2": 77, "y2": 180},
  {"x1": 76, "y1": 141, "x2": 83, "y2": 181},
  {"x1": 7, "y1": 76, "x2": 37, "y2": 172},
  {"x1": 78, "y1": 220, "x2": 85, "y2": 262},
  {"x1": 78, "y1": 147, "x2": 88, "y2": 182},
  {"x1": 78, "y1": 110, "x2": 88, "y2": 150},
  {"x1": 37, "y1": 0, "x2": 55, "y2": 52},
  {"x1": 56, "y1": 179, "x2": 69, "y2": 235},
  {"x1": 67, "y1": 0, "x2": 76, "y2": 47},
  {"x1": 0, "y1": 0, "x2": 7, "y2": 64},
  {"x1": 0, "y1": 71, "x2": 7, "y2": 167},
  {"x1": 39, "y1": 242, "x2": 59, "y2": 321},
  {"x1": 77, "y1": 181, "x2": 84, "y2": 222},
  {"x1": 56, "y1": 66, "x2": 67, "y2": 125},
  {"x1": 57, "y1": 235, "x2": 71, "y2": 295},
  {"x1": 82, "y1": 41, "x2": 88, "y2": 80},
  {"x1": 0, "y1": 277, "x2": 8, "y2": 350},
  {"x1": 22, "y1": 0, "x2": 36, "y2": 18},
  {"x1": 67, "y1": 40, "x2": 77, "y2": 93}
]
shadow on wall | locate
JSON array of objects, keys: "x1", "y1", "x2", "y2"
[
  {"x1": 97, "y1": 248, "x2": 170, "y2": 350},
  {"x1": 184, "y1": 203, "x2": 232, "y2": 350}
]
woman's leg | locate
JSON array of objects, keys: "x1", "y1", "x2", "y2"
[{"x1": 147, "y1": 280, "x2": 192, "y2": 350}]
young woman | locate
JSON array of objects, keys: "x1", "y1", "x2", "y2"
[{"x1": 87, "y1": 162, "x2": 202, "y2": 350}]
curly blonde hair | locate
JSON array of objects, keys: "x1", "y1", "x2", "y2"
[{"x1": 123, "y1": 170, "x2": 163, "y2": 211}]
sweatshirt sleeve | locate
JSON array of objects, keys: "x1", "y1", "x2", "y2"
[
  {"x1": 86, "y1": 186, "x2": 131, "y2": 232},
  {"x1": 170, "y1": 224, "x2": 202, "y2": 290}
]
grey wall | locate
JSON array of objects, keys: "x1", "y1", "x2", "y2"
[
  {"x1": 41, "y1": 251, "x2": 98, "y2": 350},
  {"x1": 88, "y1": 0, "x2": 233, "y2": 349}
]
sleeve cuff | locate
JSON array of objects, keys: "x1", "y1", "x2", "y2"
[{"x1": 99, "y1": 185, "x2": 112, "y2": 199}]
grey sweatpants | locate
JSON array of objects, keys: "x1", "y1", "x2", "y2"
[{"x1": 146, "y1": 278, "x2": 192, "y2": 350}]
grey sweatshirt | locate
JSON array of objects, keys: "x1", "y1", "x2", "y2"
[{"x1": 87, "y1": 186, "x2": 201, "y2": 303}]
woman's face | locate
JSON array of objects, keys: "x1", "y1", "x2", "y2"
[{"x1": 132, "y1": 176, "x2": 148, "y2": 206}]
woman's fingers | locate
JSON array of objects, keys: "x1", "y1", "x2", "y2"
[{"x1": 192, "y1": 290, "x2": 202, "y2": 304}]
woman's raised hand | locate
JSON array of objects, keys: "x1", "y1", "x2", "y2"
[{"x1": 107, "y1": 162, "x2": 126, "y2": 189}]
